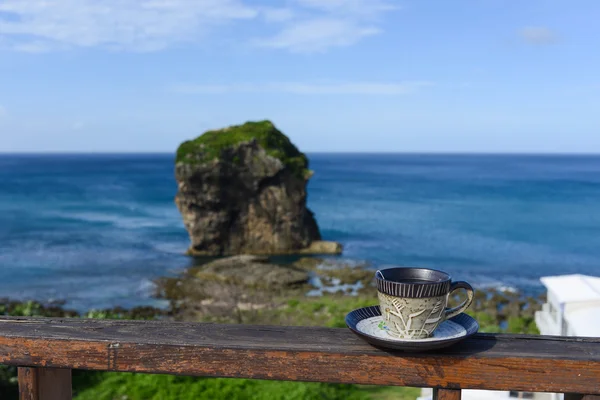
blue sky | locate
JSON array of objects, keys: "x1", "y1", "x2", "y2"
[{"x1": 0, "y1": 0, "x2": 599, "y2": 153}]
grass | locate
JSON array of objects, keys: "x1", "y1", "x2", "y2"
[
  {"x1": 175, "y1": 120, "x2": 309, "y2": 179},
  {"x1": 72, "y1": 373, "x2": 421, "y2": 400},
  {"x1": 194, "y1": 292, "x2": 540, "y2": 334}
]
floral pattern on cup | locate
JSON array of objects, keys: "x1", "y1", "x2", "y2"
[
  {"x1": 375, "y1": 267, "x2": 474, "y2": 340},
  {"x1": 378, "y1": 292, "x2": 447, "y2": 339}
]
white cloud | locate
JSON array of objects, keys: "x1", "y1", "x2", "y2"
[
  {"x1": 254, "y1": 18, "x2": 379, "y2": 53},
  {"x1": 255, "y1": 0, "x2": 398, "y2": 53},
  {"x1": 171, "y1": 81, "x2": 433, "y2": 95},
  {"x1": 518, "y1": 26, "x2": 558, "y2": 45},
  {"x1": 0, "y1": 0, "x2": 398, "y2": 53},
  {"x1": 0, "y1": 0, "x2": 257, "y2": 52},
  {"x1": 294, "y1": 0, "x2": 398, "y2": 16}
]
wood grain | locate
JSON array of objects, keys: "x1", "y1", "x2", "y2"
[
  {"x1": 433, "y1": 388, "x2": 461, "y2": 400},
  {"x1": 1, "y1": 317, "x2": 600, "y2": 394},
  {"x1": 17, "y1": 367, "x2": 72, "y2": 400},
  {"x1": 18, "y1": 368, "x2": 38, "y2": 400}
]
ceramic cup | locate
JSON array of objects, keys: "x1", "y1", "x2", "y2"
[{"x1": 375, "y1": 267, "x2": 474, "y2": 340}]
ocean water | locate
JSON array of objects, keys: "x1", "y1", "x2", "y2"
[{"x1": 1, "y1": 153, "x2": 599, "y2": 311}]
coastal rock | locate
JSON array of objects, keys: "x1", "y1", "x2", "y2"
[
  {"x1": 174, "y1": 120, "x2": 342, "y2": 256},
  {"x1": 197, "y1": 255, "x2": 310, "y2": 289},
  {"x1": 298, "y1": 241, "x2": 344, "y2": 255}
]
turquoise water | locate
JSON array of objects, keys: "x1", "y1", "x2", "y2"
[{"x1": 1, "y1": 153, "x2": 599, "y2": 310}]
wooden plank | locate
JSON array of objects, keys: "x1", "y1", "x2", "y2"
[
  {"x1": 36, "y1": 368, "x2": 72, "y2": 400},
  {"x1": 433, "y1": 388, "x2": 461, "y2": 399},
  {"x1": 18, "y1": 368, "x2": 38, "y2": 400},
  {"x1": 565, "y1": 395, "x2": 600, "y2": 400},
  {"x1": 1, "y1": 317, "x2": 600, "y2": 394},
  {"x1": 18, "y1": 367, "x2": 72, "y2": 400}
]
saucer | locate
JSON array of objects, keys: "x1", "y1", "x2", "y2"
[{"x1": 345, "y1": 305, "x2": 479, "y2": 351}]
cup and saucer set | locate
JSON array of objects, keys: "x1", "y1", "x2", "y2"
[{"x1": 345, "y1": 267, "x2": 479, "y2": 351}]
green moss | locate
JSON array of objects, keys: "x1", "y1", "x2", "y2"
[{"x1": 176, "y1": 120, "x2": 309, "y2": 179}]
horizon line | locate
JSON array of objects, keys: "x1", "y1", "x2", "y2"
[{"x1": 2, "y1": 151, "x2": 600, "y2": 156}]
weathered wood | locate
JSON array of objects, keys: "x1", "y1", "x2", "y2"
[
  {"x1": 433, "y1": 388, "x2": 461, "y2": 399},
  {"x1": 18, "y1": 367, "x2": 72, "y2": 400},
  {"x1": 36, "y1": 368, "x2": 71, "y2": 400},
  {"x1": 18, "y1": 368, "x2": 38, "y2": 400},
  {"x1": 565, "y1": 395, "x2": 600, "y2": 400},
  {"x1": 1, "y1": 317, "x2": 600, "y2": 394}
]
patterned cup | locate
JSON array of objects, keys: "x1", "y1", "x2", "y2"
[{"x1": 375, "y1": 267, "x2": 474, "y2": 340}]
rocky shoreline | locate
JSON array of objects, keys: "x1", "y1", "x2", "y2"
[
  {"x1": 152, "y1": 255, "x2": 543, "y2": 333},
  {"x1": 1, "y1": 256, "x2": 544, "y2": 335}
]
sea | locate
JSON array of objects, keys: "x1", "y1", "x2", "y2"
[{"x1": 1, "y1": 153, "x2": 599, "y2": 311}]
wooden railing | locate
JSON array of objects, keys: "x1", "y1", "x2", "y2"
[{"x1": 1, "y1": 316, "x2": 599, "y2": 400}]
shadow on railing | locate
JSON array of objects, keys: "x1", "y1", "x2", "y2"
[{"x1": 1, "y1": 316, "x2": 599, "y2": 400}]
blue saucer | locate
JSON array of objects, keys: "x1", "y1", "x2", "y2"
[{"x1": 345, "y1": 305, "x2": 479, "y2": 351}]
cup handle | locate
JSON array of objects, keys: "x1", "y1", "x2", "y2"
[{"x1": 444, "y1": 281, "x2": 474, "y2": 320}]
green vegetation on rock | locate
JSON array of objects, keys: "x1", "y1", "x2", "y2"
[{"x1": 176, "y1": 120, "x2": 310, "y2": 178}]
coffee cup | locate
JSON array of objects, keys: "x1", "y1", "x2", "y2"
[{"x1": 375, "y1": 267, "x2": 474, "y2": 340}]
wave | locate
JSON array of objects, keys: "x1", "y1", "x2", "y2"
[
  {"x1": 44, "y1": 210, "x2": 183, "y2": 230},
  {"x1": 151, "y1": 241, "x2": 187, "y2": 255}
]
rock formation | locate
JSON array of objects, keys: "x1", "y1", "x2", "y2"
[
  {"x1": 196, "y1": 255, "x2": 310, "y2": 289},
  {"x1": 174, "y1": 120, "x2": 342, "y2": 256}
]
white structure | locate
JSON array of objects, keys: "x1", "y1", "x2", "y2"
[
  {"x1": 532, "y1": 274, "x2": 600, "y2": 400},
  {"x1": 535, "y1": 274, "x2": 600, "y2": 337},
  {"x1": 417, "y1": 389, "x2": 551, "y2": 399},
  {"x1": 418, "y1": 274, "x2": 600, "y2": 400}
]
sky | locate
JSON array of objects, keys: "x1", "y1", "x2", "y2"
[{"x1": 0, "y1": 0, "x2": 599, "y2": 153}]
